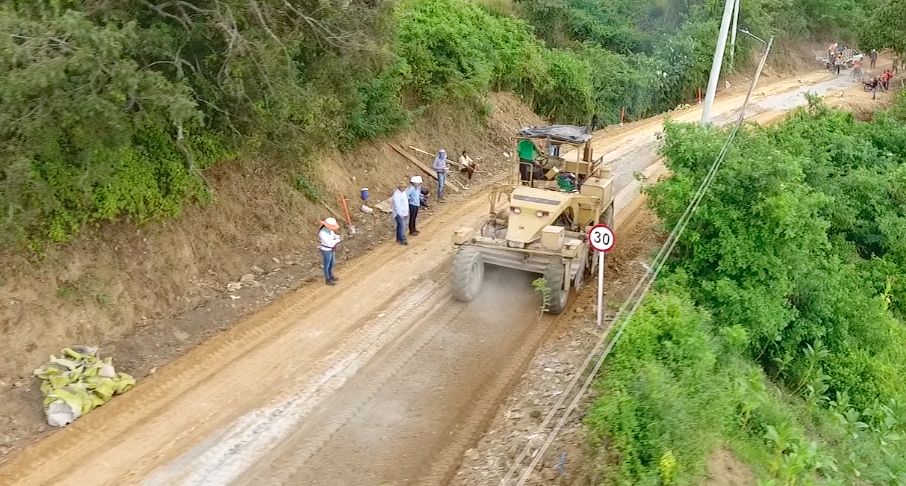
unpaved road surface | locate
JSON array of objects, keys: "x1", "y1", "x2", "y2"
[{"x1": 0, "y1": 68, "x2": 858, "y2": 486}]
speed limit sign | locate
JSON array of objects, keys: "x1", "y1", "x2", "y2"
[{"x1": 588, "y1": 224, "x2": 615, "y2": 252}]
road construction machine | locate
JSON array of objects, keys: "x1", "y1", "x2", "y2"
[{"x1": 450, "y1": 125, "x2": 615, "y2": 314}]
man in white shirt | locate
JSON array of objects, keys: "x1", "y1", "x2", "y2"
[
  {"x1": 458, "y1": 150, "x2": 475, "y2": 180},
  {"x1": 391, "y1": 182, "x2": 410, "y2": 245},
  {"x1": 318, "y1": 217, "x2": 342, "y2": 285}
]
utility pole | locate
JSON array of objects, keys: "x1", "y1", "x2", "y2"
[
  {"x1": 700, "y1": 0, "x2": 736, "y2": 125},
  {"x1": 729, "y1": 0, "x2": 740, "y2": 70}
]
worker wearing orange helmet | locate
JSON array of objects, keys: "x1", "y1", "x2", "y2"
[{"x1": 318, "y1": 217, "x2": 342, "y2": 285}]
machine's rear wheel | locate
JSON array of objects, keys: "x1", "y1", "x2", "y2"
[
  {"x1": 574, "y1": 253, "x2": 587, "y2": 291},
  {"x1": 604, "y1": 201, "x2": 615, "y2": 229},
  {"x1": 544, "y1": 259, "x2": 568, "y2": 315},
  {"x1": 452, "y1": 248, "x2": 484, "y2": 303}
]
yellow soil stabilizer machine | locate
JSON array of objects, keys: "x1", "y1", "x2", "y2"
[{"x1": 451, "y1": 125, "x2": 614, "y2": 314}]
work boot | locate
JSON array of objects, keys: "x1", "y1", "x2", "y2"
[{"x1": 326, "y1": 280, "x2": 337, "y2": 286}]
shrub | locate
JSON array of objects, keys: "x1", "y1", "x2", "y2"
[
  {"x1": 532, "y1": 49, "x2": 594, "y2": 123},
  {"x1": 586, "y1": 292, "x2": 732, "y2": 485}
]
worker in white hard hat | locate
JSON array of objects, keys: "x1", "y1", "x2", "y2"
[
  {"x1": 318, "y1": 217, "x2": 342, "y2": 285},
  {"x1": 407, "y1": 176, "x2": 423, "y2": 236}
]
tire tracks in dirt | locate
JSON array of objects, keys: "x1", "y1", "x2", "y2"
[
  {"x1": 141, "y1": 278, "x2": 451, "y2": 486},
  {"x1": 0, "y1": 199, "x2": 487, "y2": 486}
]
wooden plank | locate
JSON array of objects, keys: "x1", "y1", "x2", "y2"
[
  {"x1": 375, "y1": 197, "x2": 393, "y2": 214},
  {"x1": 389, "y1": 144, "x2": 460, "y2": 193},
  {"x1": 321, "y1": 201, "x2": 348, "y2": 226}
]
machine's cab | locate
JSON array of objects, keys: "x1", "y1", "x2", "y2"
[
  {"x1": 515, "y1": 125, "x2": 600, "y2": 190},
  {"x1": 449, "y1": 125, "x2": 616, "y2": 313}
]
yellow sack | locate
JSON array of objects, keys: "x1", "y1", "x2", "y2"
[{"x1": 34, "y1": 345, "x2": 136, "y2": 427}]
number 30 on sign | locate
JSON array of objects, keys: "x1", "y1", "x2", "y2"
[{"x1": 588, "y1": 224, "x2": 615, "y2": 252}]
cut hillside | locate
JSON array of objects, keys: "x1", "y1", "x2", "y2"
[{"x1": 0, "y1": 92, "x2": 542, "y2": 456}]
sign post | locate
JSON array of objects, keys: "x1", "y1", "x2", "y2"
[{"x1": 588, "y1": 224, "x2": 615, "y2": 329}]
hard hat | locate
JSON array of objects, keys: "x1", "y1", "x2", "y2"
[
  {"x1": 321, "y1": 218, "x2": 339, "y2": 230},
  {"x1": 410, "y1": 176, "x2": 423, "y2": 184}
]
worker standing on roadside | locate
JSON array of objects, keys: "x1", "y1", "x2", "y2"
[
  {"x1": 407, "y1": 176, "x2": 422, "y2": 236},
  {"x1": 870, "y1": 49, "x2": 878, "y2": 70},
  {"x1": 392, "y1": 182, "x2": 410, "y2": 245},
  {"x1": 834, "y1": 55, "x2": 843, "y2": 75},
  {"x1": 432, "y1": 149, "x2": 448, "y2": 201},
  {"x1": 882, "y1": 69, "x2": 893, "y2": 91},
  {"x1": 852, "y1": 58, "x2": 863, "y2": 79},
  {"x1": 318, "y1": 218, "x2": 342, "y2": 285}
]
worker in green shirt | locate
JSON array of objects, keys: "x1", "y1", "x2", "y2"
[{"x1": 518, "y1": 139, "x2": 542, "y2": 184}]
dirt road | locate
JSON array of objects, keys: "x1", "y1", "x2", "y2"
[{"x1": 0, "y1": 68, "x2": 862, "y2": 486}]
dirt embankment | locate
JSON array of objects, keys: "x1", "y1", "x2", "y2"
[{"x1": 0, "y1": 92, "x2": 543, "y2": 456}]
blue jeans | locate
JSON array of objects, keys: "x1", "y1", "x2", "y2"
[
  {"x1": 320, "y1": 249, "x2": 335, "y2": 281},
  {"x1": 437, "y1": 172, "x2": 446, "y2": 199},
  {"x1": 395, "y1": 215, "x2": 407, "y2": 243}
]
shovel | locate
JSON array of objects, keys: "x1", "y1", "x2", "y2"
[{"x1": 340, "y1": 194, "x2": 355, "y2": 235}]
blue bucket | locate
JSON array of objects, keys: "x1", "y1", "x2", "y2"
[{"x1": 361, "y1": 188, "x2": 369, "y2": 200}]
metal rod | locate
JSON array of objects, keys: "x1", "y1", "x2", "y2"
[
  {"x1": 730, "y1": 0, "x2": 740, "y2": 70},
  {"x1": 740, "y1": 28, "x2": 767, "y2": 46},
  {"x1": 596, "y1": 251, "x2": 605, "y2": 329},
  {"x1": 701, "y1": 0, "x2": 736, "y2": 124}
]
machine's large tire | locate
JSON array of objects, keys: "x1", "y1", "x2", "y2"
[
  {"x1": 604, "y1": 201, "x2": 615, "y2": 229},
  {"x1": 573, "y1": 253, "x2": 587, "y2": 291},
  {"x1": 543, "y1": 259, "x2": 568, "y2": 315},
  {"x1": 452, "y1": 248, "x2": 485, "y2": 303}
]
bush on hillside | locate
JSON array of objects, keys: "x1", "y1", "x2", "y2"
[
  {"x1": 586, "y1": 291, "x2": 732, "y2": 485},
  {"x1": 592, "y1": 100, "x2": 906, "y2": 485},
  {"x1": 531, "y1": 49, "x2": 594, "y2": 123},
  {"x1": 647, "y1": 101, "x2": 906, "y2": 411},
  {"x1": 0, "y1": 10, "x2": 215, "y2": 246},
  {"x1": 395, "y1": 0, "x2": 547, "y2": 103}
]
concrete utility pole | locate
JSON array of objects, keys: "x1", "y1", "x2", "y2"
[
  {"x1": 730, "y1": 0, "x2": 740, "y2": 70},
  {"x1": 700, "y1": 0, "x2": 736, "y2": 125}
]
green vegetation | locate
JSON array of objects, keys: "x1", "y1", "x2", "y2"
[
  {"x1": 586, "y1": 96, "x2": 906, "y2": 485},
  {"x1": 861, "y1": 0, "x2": 906, "y2": 57},
  {"x1": 532, "y1": 276, "x2": 553, "y2": 314},
  {"x1": 0, "y1": 0, "x2": 878, "y2": 249}
]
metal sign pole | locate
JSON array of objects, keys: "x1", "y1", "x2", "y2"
[
  {"x1": 596, "y1": 251, "x2": 605, "y2": 329},
  {"x1": 588, "y1": 224, "x2": 614, "y2": 329}
]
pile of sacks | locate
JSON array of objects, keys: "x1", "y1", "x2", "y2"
[{"x1": 33, "y1": 345, "x2": 136, "y2": 427}]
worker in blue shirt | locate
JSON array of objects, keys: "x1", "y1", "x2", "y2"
[
  {"x1": 391, "y1": 182, "x2": 410, "y2": 245},
  {"x1": 407, "y1": 176, "x2": 423, "y2": 236}
]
